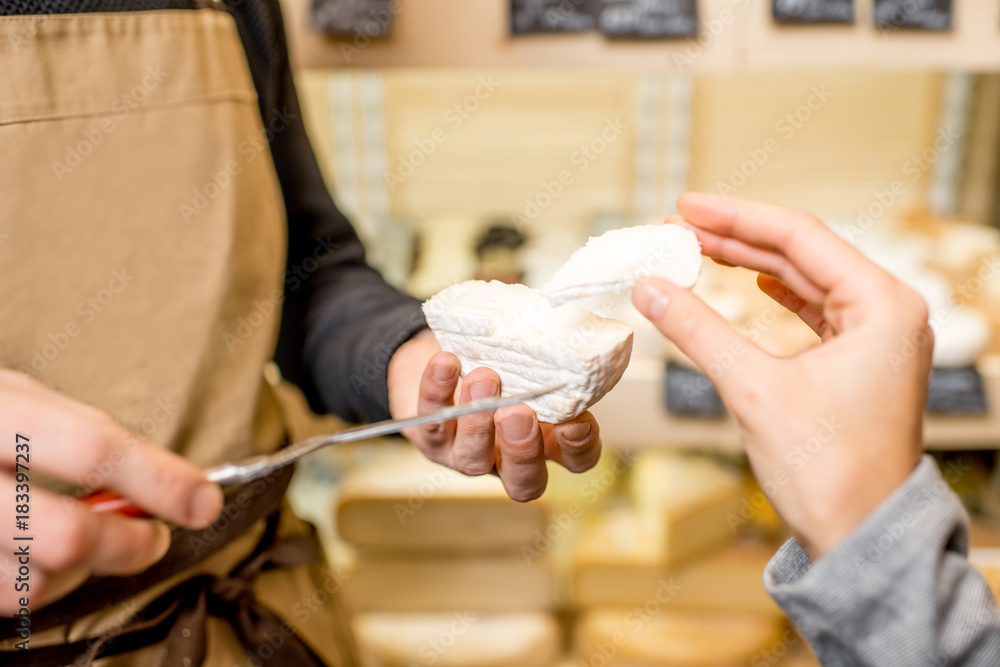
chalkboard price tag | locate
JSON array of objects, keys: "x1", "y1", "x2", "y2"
[
  {"x1": 664, "y1": 362, "x2": 726, "y2": 418},
  {"x1": 310, "y1": 0, "x2": 396, "y2": 36},
  {"x1": 510, "y1": 0, "x2": 602, "y2": 34},
  {"x1": 599, "y1": 0, "x2": 699, "y2": 39},
  {"x1": 773, "y1": 0, "x2": 854, "y2": 24},
  {"x1": 925, "y1": 366, "x2": 988, "y2": 416},
  {"x1": 873, "y1": 0, "x2": 952, "y2": 31}
]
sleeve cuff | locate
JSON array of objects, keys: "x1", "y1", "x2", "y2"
[{"x1": 764, "y1": 455, "x2": 969, "y2": 630}]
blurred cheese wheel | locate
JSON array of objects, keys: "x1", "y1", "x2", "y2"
[
  {"x1": 575, "y1": 609, "x2": 785, "y2": 666},
  {"x1": 353, "y1": 612, "x2": 560, "y2": 667},
  {"x1": 969, "y1": 548, "x2": 1000, "y2": 602},
  {"x1": 930, "y1": 307, "x2": 993, "y2": 368}
]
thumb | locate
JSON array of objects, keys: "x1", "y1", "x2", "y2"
[{"x1": 631, "y1": 278, "x2": 770, "y2": 399}]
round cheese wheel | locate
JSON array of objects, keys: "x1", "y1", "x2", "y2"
[
  {"x1": 575, "y1": 608, "x2": 785, "y2": 667},
  {"x1": 353, "y1": 612, "x2": 560, "y2": 667}
]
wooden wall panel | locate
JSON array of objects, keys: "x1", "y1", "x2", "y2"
[
  {"x1": 380, "y1": 69, "x2": 639, "y2": 232},
  {"x1": 687, "y1": 71, "x2": 944, "y2": 220}
]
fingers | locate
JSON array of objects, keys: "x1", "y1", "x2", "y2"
[
  {"x1": 632, "y1": 277, "x2": 771, "y2": 406},
  {"x1": 26, "y1": 484, "x2": 171, "y2": 575},
  {"x1": 694, "y1": 226, "x2": 827, "y2": 304},
  {"x1": 757, "y1": 274, "x2": 832, "y2": 339},
  {"x1": 548, "y1": 412, "x2": 602, "y2": 473},
  {"x1": 414, "y1": 351, "x2": 461, "y2": 451},
  {"x1": 0, "y1": 477, "x2": 171, "y2": 613},
  {"x1": 677, "y1": 193, "x2": 877, "y2": 295},
  {"x1": 0, "y1": 374, "x2": 221, "y2": 529},
  {"x1": 494, "y1": 405, "x2": 547, "y2": 502},
  {"x1": 449, "y1": 368, "x2": 500, "y2": 475}
]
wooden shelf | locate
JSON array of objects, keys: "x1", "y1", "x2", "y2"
[
  {"x1": 282, "y1": 0, "x2": 1000, "y2": 71},
  {"x1": 591, "y1": 356, "x2": 1000, "y2": 452}
]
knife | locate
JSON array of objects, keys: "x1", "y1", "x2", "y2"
[{"x1": 81, "y1": 384, "x2": 563, "y2": 516}]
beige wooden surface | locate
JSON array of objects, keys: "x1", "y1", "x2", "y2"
[
  {"x1": 688, "y1": 71, "x2": 944, "y2": 219},
  {"x1": 281, "y1": 0, "x2": 1000, "y2": 70}
]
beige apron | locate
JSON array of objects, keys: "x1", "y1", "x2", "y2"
[{"x1": 0, "y1": 8, "x2": 354, "y2": 666}]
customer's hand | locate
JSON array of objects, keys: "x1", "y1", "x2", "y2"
[
  {"x1": 387, "y1": 329, "x2": 601, "y2": 502},
  {"x1": 632, "y1": 193, "x2": 932, "y2": 560},
  {"x1": 0, "y1": 370, "x2": 223, "y2": 614}
]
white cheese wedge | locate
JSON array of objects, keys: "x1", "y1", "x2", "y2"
[
  {"x1": 541, "y1": 224, "x2": 702, "y2": 307},
  {"x1": 423, "y1": 280, "x2": 633, "y2": 423}
]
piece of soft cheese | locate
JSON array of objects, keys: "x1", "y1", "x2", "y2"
[
  {"x1": 541, "y1": 224, "x2": 702, "y2": 307},
  {"x1": 423, "y1": 281, "x2": 633, "y2": 423}
]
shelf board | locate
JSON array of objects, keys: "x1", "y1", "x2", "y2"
[{"x1": 592, "y1": 356, "x2": 1000, "y2": 452}]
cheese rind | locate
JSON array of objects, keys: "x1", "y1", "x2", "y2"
[
  {"x1": 575, "y1": 608, "x2": 784, "y2": 667},
  {"x1": 336, "y1": 453, "x2": 549, "y2": 553},
  {"x1": 629, "y1": 452, "x2": 744, "y2": 566},
  {"x1": 572, "y1": 508, "x2": 780, "y2": 614},
  {"x1": 542, "y1": 224, "x2": 702, "y2": 307},
  {"x1": 423, "y1": 280, "x2": 633, "y2": 423}
]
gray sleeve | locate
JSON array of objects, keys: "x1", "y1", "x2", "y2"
[{"x1": 764, "y1": 456, "x2": 1000, "y2": 666}]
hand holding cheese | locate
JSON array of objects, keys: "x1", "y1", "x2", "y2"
[
  {"x1": 633, "y1": 193, "x2": 932, "y2": 560},
  {"x1": 388, "y1": 224, "x2": 701, "y2": 502}
]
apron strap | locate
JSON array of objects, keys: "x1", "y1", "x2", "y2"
[
  {"x1": 0, "y1": 453, "x2": 316, "y2": 665},
  {"x1": 0, "y1": 512, "x2": 326, "y2": 667}
]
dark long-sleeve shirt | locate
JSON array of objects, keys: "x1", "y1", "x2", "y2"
[{"x1": 1, "y1": 0, "x2": 428, "y2": 423}]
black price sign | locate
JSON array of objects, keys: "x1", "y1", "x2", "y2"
[
  {"x1": 664, "y1": 362, "x2": 726, "y2": 418},
  {"x1": 925, "y1": 366, "x2": 988, "y2": 416},
  {"x1": 510, "y1": 0, "x2": 601, "y2": 34},
  {"x1": 874, "y1": 0, "x2": 952, "y2": 31},
  {"x1": 598, "y1": 0, "x2": 699, "y2": 39},
  {"x1": 310, "y1": 0, "x2": 396, "y2": 36},
  {"x1": 773, "y1": 0, "x2": 854, "y2": 24}
]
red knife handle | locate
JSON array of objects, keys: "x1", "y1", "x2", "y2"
[{"x1": 79, "y1": 489, "x2": 152, "y2": 518}]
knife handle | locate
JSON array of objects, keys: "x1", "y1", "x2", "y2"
[{"x1": 79, "y1": 489, "x2": 152, "y2": 518}]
